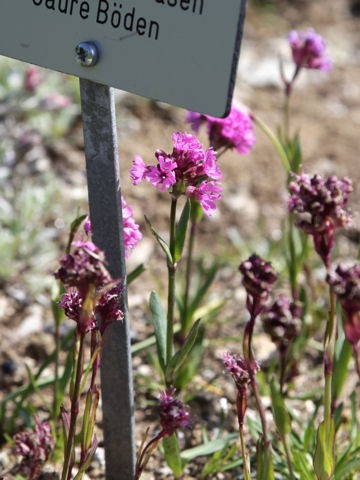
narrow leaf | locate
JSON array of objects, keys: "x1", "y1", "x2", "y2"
[
  {"x1": 163, "y1": 433, "x2": 183, "y2": 477},
  {"x1": 313, "y1": 419, "x2": 335, "y2": 480},
  {"x1": 166, "y1": 319, "x2": 201, "y2": 381},
  {"x1": 150, "y1": 291, "x2": 167, "y2": 372},
  {"x1": 174, "y1": 199, "x2": 190, "y2": 263},
  {"x1": 127, "y1": 263, "x2": 146, "y2": 285},
  {"x1": 270, "y1": 379, "x2": 291, "y2": 437},
  {"x1": 145, "y1": 215, "x2": 173, "y2": 264},
  {"x1": 256, "y1": 438, "x2": 275, "y2": 480},
  {"x1": 181, "y1": 433, "x2": 238, "y2": 461}
]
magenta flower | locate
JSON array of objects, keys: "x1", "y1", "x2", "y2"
[
  {"x1": 288, "y1": 28, "x2": 332, "y2": 72},
  {"x1": 159, "y1": 388, "x2": 190, "y2": 437},
  {"x1": 130, "y1": 155, "x2": 147, "y2": 185},
  {"x1": 24, "y1": 66, "x2": 43, "y2": 91},
  {"x1": 327, "y1": 264, "x2": 360, "y2": 345},
  {"x1": 239, "y1": 254, "x2": 278, "y2": 315},
  {"x1": 40, "y1": 93, "x2": 71, "y2": 110},
  {"x1": 186, "y1": 180, "x2": 222, "y2": 216},
  {"x1": 122, "y1": 196, "x2": 142, "y2": 258},
  {"x1": 187, "y1": 106, "x2": 256, "y2": 154},
  {"x1": 54, "y1": 241, "x2": 111, "y2": 299},
  {"x1": 13, "y1": 416, "x2": 54, "y2": 480},
  {"x1": 288, "y1": 171, "x2": 353, "y2": 267},
  {"x1": 130, "y1": 132, "x2": 223, "y2": 216}
]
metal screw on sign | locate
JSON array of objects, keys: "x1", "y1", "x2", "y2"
[
  {"x1": 78, "y1": 46, "x2": 136, "y2": 480},
  {"x1": 75, "y1": 42, "x2": 99, "y2": 67}
]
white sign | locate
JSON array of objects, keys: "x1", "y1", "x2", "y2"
[{"x1": 0, "y1": 0, "x2": 246, "y2": 116}]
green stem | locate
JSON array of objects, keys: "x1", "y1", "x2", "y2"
[
  {"x1": 182, "y1": 220, "x2": 197, "y2": 334},
  {"x1": 251, "y1": 113, "x2": 290, "y2": 174},
  {"x1": 240, "y1": 427, "x2": 252, "y2": 480},
  {"x1": 288, "y1": 215, "x2": 299, "y2": 301},
  {"x1": 324, "y1": 284, "x2": 337, "y2": 436},
  {"x1": 61, "y1": 333, "x2": 85, "y2": 480},
  {"x1": 52, "y1": 321, "x2": 61, "y2": 419},
  {"x1": 282, "y1": 433, "x2": 295, "y2": 480},
  {"x1": 166, "y1": 198, "x2": 178, "y2": 368}
]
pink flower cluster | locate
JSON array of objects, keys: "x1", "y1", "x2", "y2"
[
  {"x1": 130, "y1": 132, "x2": 223, "y2": 216},
  {"x1": 122, "y1": 196, "x2": 142, "y2": 258},
  {"x1": 327, "y1": 264, "x2": 360, "y2": 345},
  {"x1": 13, "y1": 416, "x2": 54, "y2": 480},
  {"x1": 159, "y1": 388, "x2": 190, "y2": 437},
  {"x1": 288, "y1": 171, "x2": 353, "y2": 267},
  {"x1": 187, "y1": 105, "x2": 256, "y2": 154},
  {"x1": 288, "y1": 28, "x2": 332, "y2": 72}
]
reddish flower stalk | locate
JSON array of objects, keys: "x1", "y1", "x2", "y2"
[
  {"x1": 223, "y1": 352, "x2": 257, "y2": 479},
  {"x1": 239, "y1": 254, "x2": 277, "y2": 441}
]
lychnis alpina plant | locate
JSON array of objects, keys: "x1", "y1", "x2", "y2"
[{"x1": 53, "y1": 207, "x2": 141, "y2": 480}]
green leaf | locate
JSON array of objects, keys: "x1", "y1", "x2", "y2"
[
  {"x1": 66, "y1": 214, "x2": 87, "y2": 253},
  {"x1": 334, "y1": 448, "x2": 360, "y2": 477},
  {"x1": 165, "y1": 319, "x2": 201, "y2": 381},
  {"x1": 145, "y1": 215, "x2": 173, "y2": 265},
  {"x1": 313, "y1": 419, "x2": 335, "y2": 480},
  {"x1": 127, "y1": 263, "x2": 146, "y2": 285},
  {"x1": 174, "y1": 199, "x2": 190, "y2": 263},
  {"x1": 256, "y1": 438, "x2": 275, "y2": 480},
  {"x1": 163, "y1": 433, "x2": 183, "y2": 477},
  {"x1": 181, "y1": 433, "x2": 239, "y2": 461},
  {"x1": 150, "y1": 291, "x2": 167, "y2": 372},
  {"x1": 270, "y1": 379, "x2": 291, "y2": 437}
]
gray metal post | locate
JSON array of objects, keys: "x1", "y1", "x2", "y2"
[{"x1": 79, "y1": 78, "x2": 135, "y2": 480}]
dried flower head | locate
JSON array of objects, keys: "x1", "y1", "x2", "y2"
[
  {"x1": 54, "y1": 241, "x2": 111, "y2": 299},
  {"x1": 122, "y1": 196, "x2": 142, "y2": 258},
  {"x1": 288, "y1": 28, "x2": 332, "y2": 72},
  {"x1": 262, "y1": 295, "x2": 302, "y2": 354},
  {"x1": 288, "y1": 171, "x2": 353, "y2": 267},
  {"x1": 327, "y1": 264, "x2": 360, "y2": 345},
  {"x1": 239, "y1": 254, "x2": 278, "y2": 312},
  {"x1": 159, "y1": 388, "x2": 190, "y2": 437},
  {"x1": 130, "y1": 132, "x2": 223, "y2": 216},
  {"x1": 187, "y1": 106, "x2": 256, "y2": 154},
  {"x1": 13, "y1": 416, "x2": 54, "y2": 480}
]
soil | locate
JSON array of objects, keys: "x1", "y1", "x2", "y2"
[{"x1": 1, "y1": 0, "x2": 360, "y2": 478}]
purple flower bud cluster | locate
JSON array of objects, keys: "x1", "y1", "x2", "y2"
[
  {"x1": 24, "y1": 66, "x2": 43, "y2": 91},
  {"x1": 327, "y1": 264, "x2": 360, "y2": 345},
  {"x1": 58, "y1": 284, "x2": 123, "y2": 335},
  {"x1": 288, "y1": 171, "x2": 353, "y2": 267},
  {"x1": 288, "y1": 28, "x2": 332, "y2": 72},
  {"x1": 13, "y1": 416, "x2": 54, "y2": 480},
  {"x1": 54, "y1": 241, "x2": 111, "y2": 299},
  {"x1": 122, "y1": 196, "x2": 142, "y2": 258},
  {"x1": 262, "y1": 295, "x2": 302, "y2": 354},
  {"x1": 130, "y1": 132, "x2": 223, "y2": 216},
  {"x1": 159, "y1": 388, "x2": 190, "y2": 437},
  {"x1": 239, "y1": 254, "x2": 278, "y2": 315},
  {"x1": 187, "y1": 105, "x2": 256, "y2": 154}
]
